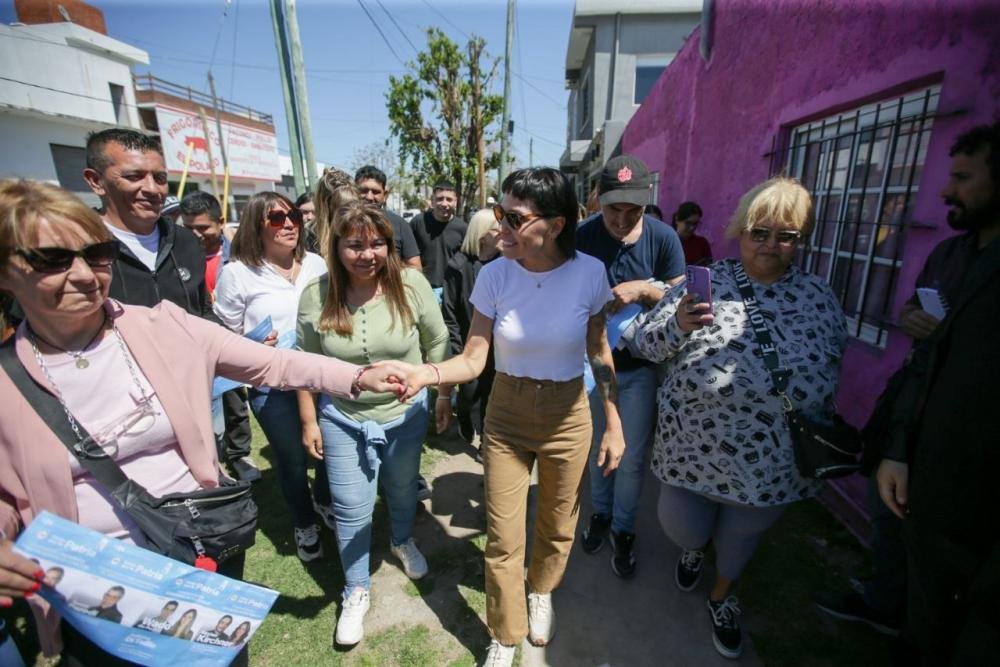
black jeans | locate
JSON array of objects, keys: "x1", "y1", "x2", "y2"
[
  {"x1": 863, "y1": 474, "x2": 906, "y2": 621},
  {"x1": 62, "y1": 554, "x2": 249, "y2": 667},
  {"x1": 220, "y1": 387, "x2": 253, "y2": 463}
]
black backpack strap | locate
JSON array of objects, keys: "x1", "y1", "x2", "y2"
[
  {"x1": 729, "y1": 260, "x2": 792, "y2": 397},
  {"x1": 0, "y1": 338, "x2": 130, "y2": 490}
]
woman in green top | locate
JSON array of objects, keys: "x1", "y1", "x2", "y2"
[{"x1": 296, "y1": 201, "x2": 448, "y2": 647}]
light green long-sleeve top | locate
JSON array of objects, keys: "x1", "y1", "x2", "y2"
[{"x1": 297, "y1": 267, "x2": 449, "y2": 423}]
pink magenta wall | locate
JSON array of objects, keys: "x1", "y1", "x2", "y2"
[{"x1": 621, "y1": 0, "x2": 1000, "y2": 533}]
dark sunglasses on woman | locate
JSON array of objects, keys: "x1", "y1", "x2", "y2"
[
  {"x1": 747, "y1": 227, "x2": 801, "y2": 245},
  {"x1": 12, "y1": 240, "x2": 120, "y2": 274},
  {"x1": 491, "y1": 203, "x2": 549, "y2": 231},
  {"x1": 266, "y1": 208, "x2": 304, "y2": 228}
]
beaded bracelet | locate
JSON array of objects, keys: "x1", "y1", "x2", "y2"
[{"x1": 351, "y1": 365, "x2": 372, "y2": 395}]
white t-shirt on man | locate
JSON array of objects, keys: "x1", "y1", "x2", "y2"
[
  {"x1": 105, "y1": 222, "x2": 160, "y2": 271},
  {"x1": 470, "y1": 254, "x2": 612, "y2": 381}
]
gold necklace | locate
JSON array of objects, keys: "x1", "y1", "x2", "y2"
[{"x1": 265, "y1": 259, "x2": 297, "y2": 283}]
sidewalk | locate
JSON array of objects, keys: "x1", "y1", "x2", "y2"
[{"x1": 377, "y1": 430, "x2": 761, "y2": 667}]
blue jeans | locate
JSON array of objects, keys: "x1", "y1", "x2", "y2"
[
  {"x1": 248, "y1": 388, "x2": 331, "y2": 528},
  {"x1": 319, "y1": 392, "x2": 429, "y2": 596},
  {"x1": 587, "y1": 365, "x2": 657, "y2": 534}
]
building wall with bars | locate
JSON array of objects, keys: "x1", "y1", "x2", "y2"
[{"x1": 619, "y1": 0, "x2": 1000, "y2": 539}]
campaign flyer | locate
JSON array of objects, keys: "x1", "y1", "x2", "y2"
[
  {"x1": 212, "y1": 315, "x2": 297, "y2": 397},
  {"x1": 15, "y1": 512, "x2": 277, "y2": 667}
]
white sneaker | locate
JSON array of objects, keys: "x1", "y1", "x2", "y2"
[
  {"x1": 390, "y1": 538, "x2": 428, "y2": 580},
  {"x1": 232, "y1": 456, "x2": 261, "y2": 482},
  {"x1": 527, "y1": 590, "x2": 555, "y2": 646},
  {"x1": 480, "y1": 640, "x2": 516, "y2": 667},
  {"x1": 335, "y1": 588, "x2": 370, "y2": 646},
  {"x1": 313, "y1": 500, "x2": 337, "y2": 532},
  {"x1": 293, "y1": 524, "x2": 323, "y2": 562}
]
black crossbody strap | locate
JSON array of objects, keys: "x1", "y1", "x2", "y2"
[
  {"x1": 728, "y1": 260, "x2": 791, "y2": 395},
  {"x1": 0, "y1": 338, "x2": 132, "y2": 491}
]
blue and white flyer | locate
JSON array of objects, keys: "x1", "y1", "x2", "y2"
[{"x1": 15, "y1": 512, "x2": 277, "y2": 667}]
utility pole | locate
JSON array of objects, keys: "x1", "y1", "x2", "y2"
[
  {"x1": 498, "y1": 0, "x2": 514, "y2": 188},
  {"x1": 529, "y1": 137, "x2": 533, "y2": 167},
  {"x1": 468, "y1": 38, "x2": 487, "y2": 207},
  {"x1": 284, "y1": 0, "x2": 318, "y2": 189},
  {"x1": 270, "y1": 0, "x2": 305, "y2": 194}
]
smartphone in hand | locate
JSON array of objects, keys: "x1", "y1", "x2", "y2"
[{"x1": 686, "y1": 265, "x2": 713, "y2": 306}]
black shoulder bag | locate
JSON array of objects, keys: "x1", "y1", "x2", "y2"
[
  {"x1": 729, "y1": 262, "x2": 862, "y2": 479},
  {"x1": 0, "y1": 340, "x2": 257, "y2": 569}
]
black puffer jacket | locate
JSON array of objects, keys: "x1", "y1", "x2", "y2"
[{"x1": 107, "y1": 218, "x2": 213, "y2": 319}]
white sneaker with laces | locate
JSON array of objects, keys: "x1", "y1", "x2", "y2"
[
  {"x1": 527, "y1": 590, "x2": 555, "y2": 646},
  {"x1": 293, "y1": 524, "x2": 323, "y2": 562},
  {"x1": 335, "y1": 588, "x2": 370, "y2": 646},
  {"x1": 390, "y1": 537, "x2": 428, "y2": 579},
  {"x1": 480, "y1": 640, "x2": 516, "y2": 667},
  {"x1": 232, "y1": 456, "x2": 261, "y2": 482},
  {"x1": 312, "y1": 500, "x2": 337, "y2": 532}
]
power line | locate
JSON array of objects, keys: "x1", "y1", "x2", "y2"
[
  {"x1": 206, "y1": 0, "x2": 233, "y2": 75},
  {"x1": 514, "y1": 73, "x2": 565, "y2": 108},
  {"x1": 356, "y1": 0, "x2": 406, "y2": 66},
  {"x1": 375, "y1": 0, "x2": 419, "y2": 55},
  {"x1": 417, "y1": 0, "x2": 470, "y2": 40}
]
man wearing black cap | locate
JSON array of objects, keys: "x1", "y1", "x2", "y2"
[{"x1": 576, "y1": 155, "x2": 685, "y2": 578}]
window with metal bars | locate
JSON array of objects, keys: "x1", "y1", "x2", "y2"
[{"x1": 775, "y1": 86, "x2": 941, "y2": 347}]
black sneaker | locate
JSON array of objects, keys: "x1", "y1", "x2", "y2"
[
  {"x1": 813, "y1": 590, "x2": 901, "y2": 637},
  {"x1": 707, "y1": 596, "x2": 743, "y2": 659},
  {"x1": 610, "y1": 531, "x2": 637, "y2": 579},
  {"x1": 580, "y1": 513, "x2": 610, "y2": 554},
  {"x1": 675, "y1": 549, "x2": 705, "y2": 592}
]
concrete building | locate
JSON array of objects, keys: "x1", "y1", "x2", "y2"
[
  {"x1": 618, "y1": 0, "x2": 1000, "y2": 538},
  {"x1": 0, "y1": 18, "x2": 148, "y2": 207},
  {"x1": 560, "y1": 0, "x2": 701, "y2": 202}
]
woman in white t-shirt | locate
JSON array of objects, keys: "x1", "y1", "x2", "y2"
[
  {"x1": 402, "y1": 168, "x2": 626, "y2": 666},
  {"x1": 213, "y1": 191, "x2": 331, "y2": 562}
]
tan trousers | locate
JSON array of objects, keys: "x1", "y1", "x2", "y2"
[{"x1": 482, "y1": 372, "x2": 593, "y2": 645}]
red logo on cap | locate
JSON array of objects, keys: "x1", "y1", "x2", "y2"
[{"x1": 617, "y1": 166, "x2": 633, "y2": 183}]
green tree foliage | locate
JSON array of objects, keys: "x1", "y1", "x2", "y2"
[{"x1": 387, "y1": 28, "x2": 503, "y2": 211}]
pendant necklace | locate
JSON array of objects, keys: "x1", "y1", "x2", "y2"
[
  {"x1": 266, "y1": 259, "x2": 298, "y2": 284},
  {"x1": 27, "y1": 312, "x2": 108, "y2": 370}
]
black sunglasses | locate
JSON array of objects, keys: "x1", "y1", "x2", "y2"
[
  {"x1": 747, "y1": 227, "x2": 802, "y2": 245},
  {"x1": 266, "y1": 208, "x2": 304, "y2": 228},
  {"x1": 14, "y1": 240, "x2": 120, "y2": 274},
  {"x1": 491, "y1": 203, "x2": 550, "y2": 231}
]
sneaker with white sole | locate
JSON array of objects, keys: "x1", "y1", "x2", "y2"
[
  {"x1": 313, "y1": 501, "x2": 338, "y2": 533},
  {"x1": 527, "y1": 590, "x2": 555, "y2": 646},
  {"x1": 676, "y1": 548, "x2": 705, "y2": 592},
  {"x1": 293, "y1": 524, "x2": 323, "y2": 562},
  {"x1": 232, "y1": 456, "x2": 261, "y2": 482},
  {"x1": 390, "y1": 538, "x2": 428, "y2": 579},
  {"x1": 707, "y1": 595, "x2": 743, "y2": 659},
  {"x1": 480, "y1": 640, "x2": 516, "y2": 667},
  {"x1": 335, "y1": 588, "x2": 370, "y2": 646}
]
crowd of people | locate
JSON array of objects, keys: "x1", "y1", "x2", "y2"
[{"x1": 0, "y1": 120, "x2": 996, "y2": 667}]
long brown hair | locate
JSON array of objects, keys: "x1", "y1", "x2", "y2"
[
  {"x1": 319, "y1": 201, "x2": 414, "y2": 335},
  {"x1": 230, "y1": 191, "x2": 305, "y2": 267},
  {"x1": 313, "y1": 168, "x2": 357, "y2": 258}
]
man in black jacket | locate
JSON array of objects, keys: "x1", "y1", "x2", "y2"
[
  {"x1": 82, "y1": 129, "x2": 211, "y2": 317},
  {"x1": 877, "y1": 122, "x2": 1000, "y2": 664}
]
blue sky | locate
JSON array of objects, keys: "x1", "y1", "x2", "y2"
[{"x1": 4, "y1": 0, "x2": 574, "y2": 172}]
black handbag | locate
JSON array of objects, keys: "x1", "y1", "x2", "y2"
[
  {"x1": 729, "y1": 262, "x2": 863, "y2": 479},
  {"x1": 0, "y1": 340, "x2": 258, "y2": 568}
]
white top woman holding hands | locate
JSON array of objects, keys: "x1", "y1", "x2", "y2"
[{"x1": 402, "y1": 167, "x2": 625, "y2": 667}]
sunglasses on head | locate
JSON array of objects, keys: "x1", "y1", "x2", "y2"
[
  {"x1": 266, "y1": 208, "x2": 304, "y2": 228},
  {"x1": 491, "y1": 203, "x2": 550, "y2": 231},
  {"x1": 747, "y1": 227, "x2": 802, "y2": 245},
  {"x1": 13, "y1": 240, "x2": 119, "y2": 274}
]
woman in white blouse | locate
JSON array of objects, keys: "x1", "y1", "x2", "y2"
[
  {"x1": 402, "y1": 168, "x2": 625, "y2": 667},
  {"x1": 213, "y1": 191, "x2": 332, "y2": 562}
]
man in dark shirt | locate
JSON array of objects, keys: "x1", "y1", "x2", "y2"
[
  {"x1": 576, "y1": 155, "x2": 686, "y2": 578},
  {"x1": 354, "y1": 165, "x2": 422, "y2": 270},
  {"x1": 410, "y1": 181, "x2": 468, "y2": 290},
  {"x1": 874, "y1": 122, "x2": 1000, "y2": 663},
  {"x1": 817, "y1": 124, "x2": 1000, "y2": 642},
  {"x1": 87, "y1": 586, "x2": 125, "y2": 624},
  {"x1": 82, "y1": 129, "x2": 212, "y2": 318}
]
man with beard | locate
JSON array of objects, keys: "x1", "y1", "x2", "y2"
[
  {"x1": 816, "y1": 124, "x2": 1000, "y2": 641},
  {"x1": 410, "y1": 181, "x2": 467, "y2": 291},
  {"x1": 874, "y1": 122, "x2": 1000, "y2": 664}
]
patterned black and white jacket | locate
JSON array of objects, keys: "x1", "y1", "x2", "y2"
[{"x1": 634, "y1": 259, "x2": 847, "y2": 507}]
